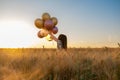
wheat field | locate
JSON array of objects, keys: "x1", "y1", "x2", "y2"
[{"x1": 0, "y1": 48, "x2": 120, "y2": 80}]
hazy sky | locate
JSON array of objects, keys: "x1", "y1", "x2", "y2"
[{"x1": 0, "y1": 0, "x2": 120, "y2": 48}]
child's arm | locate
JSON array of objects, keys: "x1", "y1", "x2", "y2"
[{"x1": 49, "y1": 33, "x2": 58, "y2": 42}]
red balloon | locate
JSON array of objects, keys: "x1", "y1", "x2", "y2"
[
  {"x1": 44, "y1": 20, "x2": 54, "y2": 30},
  {"x1": 52, "y1": 27, "x2": 58, "y2": 34},
  {"x1": 37, "y1": 31, "x2": 44, "y2": 38}
]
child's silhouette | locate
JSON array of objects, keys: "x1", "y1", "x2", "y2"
[{"x1": 49, "y1": 33, "x2": 67, "y2": 50}]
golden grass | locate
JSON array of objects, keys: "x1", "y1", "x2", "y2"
[{"x1": 0, "y1": 48, "x2": 120, "y2": 80}]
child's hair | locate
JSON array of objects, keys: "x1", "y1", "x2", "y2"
[{"x1": 58, "y1": 34, "x2": 67, "y2": 50}]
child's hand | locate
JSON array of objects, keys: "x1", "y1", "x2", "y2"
[{"x1": 48, "y1": 32, "x2": 58, "y2": 42}]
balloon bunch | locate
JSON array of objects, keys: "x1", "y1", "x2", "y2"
[{"x1": 34, "y1": 13, "x2": 58, "y2": 41}]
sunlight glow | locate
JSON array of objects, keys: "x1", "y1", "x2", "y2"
[{"x1": 0, "y1": 20, "x2": 36, "y2": 48}]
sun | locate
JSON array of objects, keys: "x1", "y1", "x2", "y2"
[{"x1": 0, "y1": 20, "x2": 36, "y2": 48}]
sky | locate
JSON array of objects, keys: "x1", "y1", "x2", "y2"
[{"x1": 0, "y1": 0, "x2": 120, "y2": 48}]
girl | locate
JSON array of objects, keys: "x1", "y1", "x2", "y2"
[{"x1": 49, "y1": 33, "x2": 67, "y2": 50}]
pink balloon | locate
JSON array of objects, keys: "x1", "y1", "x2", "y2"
[
  {"x1": 37, "y1": 31, "x2": 44, "y2": 38},
  {"x1": 44, "y1": 20, "x2": 54, "y2": 30},
  {"x1": 52, "y1": 27, "x2": 58, "y2": 34}
]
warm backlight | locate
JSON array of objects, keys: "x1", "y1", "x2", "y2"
[{"x1": 0, "y1": 20, "x2": 36, "y2": 48}]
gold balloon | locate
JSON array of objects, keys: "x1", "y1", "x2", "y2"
[
  {"x1": 34, "y1": 18, "x2": 44, "y2": 29},
  {"x1": 42, "y1": 13, "x2": 51, "y2": 21},
  {"x1": 51, "y1": 17, "x2": 58, "y2": 26}
]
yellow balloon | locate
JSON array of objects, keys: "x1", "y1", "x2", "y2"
[
  {"x1": 45, "y1": 34, "x2": 53, "y2": 41},
  {"x1": 51, "y1": 17, "x2": 58, "y2": 26},
  {"x1": 42, "y1": 13, "x2": 51, "y2": 21},
  {"x1": 34, "y1": 18, "x2": 44, "y2": 29}
]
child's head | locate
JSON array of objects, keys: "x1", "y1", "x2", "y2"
[{"x1": 58, "y1": 34, "x2": 67, "y2": 50}]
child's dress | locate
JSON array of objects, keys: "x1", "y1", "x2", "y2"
[{"x1": 57, "y1": 40, "x2": 63, "y2": 49}]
